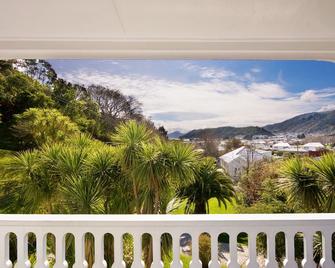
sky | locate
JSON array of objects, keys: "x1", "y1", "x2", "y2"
[{"x1": 49, "y1": 60, "x2": 335, "y2": 132}]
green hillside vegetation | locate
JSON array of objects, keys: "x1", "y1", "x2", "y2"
[
  {"x1": 264, "y1": 110, "x2": 335, "y2": 135},
  {"x1": 0, "y1": 60, "x2": 145, "y2": 150}
]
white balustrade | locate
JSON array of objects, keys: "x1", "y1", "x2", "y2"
[{"x1": 0, "y1": 214, "x2": 334, "y2": 268}]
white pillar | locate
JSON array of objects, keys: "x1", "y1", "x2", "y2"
[
  {"x1": 209, "y1": 233, "x2": 220, "y2": 268},
  {"x1": 92, "y1": 232, "x2": 107, "y2": 268},
  {"x1": 320, "y1": 231, "x2": 334, "y2": 267},
  {"x1": 189, "y1": 232, "x2": 202, "y2": 268},
  {"x1": 0, "y1": 233, "x2": 12, "y2": 268},
  {"x1": 227, "y1": 233, "x2": 239, "y2": 268},
  {"x1": 151, "y1": 233, "x2": 163, "y2": 267},
  {"x1": 16, "y1": 233, "x2": 31, "y2": 268},
  {"x1": 283, "y1": 232, "x2": 296, "y2": 267},
  {"x1": 265, "y1": 232, "x2": 277, "y2": 268},
  {"x1": 132, "y1": 233, "x2": 144, "y2": 268},
  {"x1": 35, "y1": 233, "x2": 47, "y2": 268},
  {"x1": 170, "y1": 233, "x2": 182, "y2": 268},
  {"x1": 72, "y1": 233, "x2": 86, "y2": 268},
  {"x1": 112, "y1": 233, "x2": 125, "y2": 268},
  {"x1": 302, "y1": 232, "x2": 315, "y2": 268},
  {"x1": 246, "y1": 232, "x2": 258, "y2": 268}
]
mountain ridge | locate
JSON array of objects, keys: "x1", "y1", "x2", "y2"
[
  {"x1": 263, "y1": 110, "x2": 335, "y2": 135},
  {"x1": 180, "y1": 110, "x2": 335, "y2": 139},
  {"x1": 181, "y1": 126, "x2": 273, "y2": 140}
]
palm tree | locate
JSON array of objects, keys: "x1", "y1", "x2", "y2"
[
  {"x1": 0, "y1": 150, "x2": 60, "y2": 213},
  {"x1": 111, "y1": 120, "x2": 153, "y2": 213},
  {"x1": 175, "y1": 157, "x2": 235, "y2": 214},
  {"x1": 136, "y1": 138, "x2": 199, "y2": 214},
  {"x1": 279, "y1": 157, "x2": 324, "y2": 211},
  {"x1": 309, "y1": 153, "x2": 335, "y2": 212}
]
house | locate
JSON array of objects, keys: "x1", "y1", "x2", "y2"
[
  {"x1": 272, "y1": 142, "x2": 291, "y2": 151},
  {"x1": 251, "y1": 139, "x2": 268, "y2": 150},
  {"x1": 303, "y1": 142, "x2": 325, "y2": 152},
  {"x1": 219, "y1": 146, "x2": 272, "y2": 180}
]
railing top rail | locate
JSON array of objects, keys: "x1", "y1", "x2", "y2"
[{"x1": 0, "y1": 213, "x2": 334, "y2": 222}]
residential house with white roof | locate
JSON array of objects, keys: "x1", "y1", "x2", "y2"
[
  {"x1": 219, "y1": 146, "x2": 272, "y2": 180},
  {"x1": 303, "y1": 142, "x2": 325, "y2": 152},
  {"x1": 272, "y1": 142, "x2": 291, "y2": 151}
]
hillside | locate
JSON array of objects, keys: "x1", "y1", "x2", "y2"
[
  {"x1": 264, "y1": 110, "x2": 335, "y2": 135},
  {"x1": 181, "y1": 126, "x2": 273, "y2": 140},
  {"x1": 167, "y1": 131, "x2": 184, "y2": 139}
]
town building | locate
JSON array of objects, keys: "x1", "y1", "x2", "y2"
[{"x1": 219, "y1": 146, "x2": 272, "y2": 180}]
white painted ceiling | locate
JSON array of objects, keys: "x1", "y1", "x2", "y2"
[{"x1": 0, "y1": 0, "x2": 335, "y2": 59}]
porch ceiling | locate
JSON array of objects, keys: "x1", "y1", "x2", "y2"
[{"x1": 0, "y1": 0, "x2": 335, "y2": 59}]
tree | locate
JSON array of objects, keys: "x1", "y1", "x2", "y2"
[
  {"x1": 279, "y1": 157, "x2": 324, "y2": 211},
  {"x1": 238, "y1": 161, "x2": 267, "y2": 206},
  {"x1": 224, "y1": 138, "x2": 242, "y2": 153},
  {"x1": 111, "y1": 120, "x2": 153, "y2": 213},
  {"x1": 51, "y1": 79, "x2": 101, "y2": 136},
  {"x1": 88, "y1": 85, "x2": 143, "y2": 132},
  {"x1": 0, "y1": 149, "x2": 61, "y2": 213},
  {"x1": 176, "y1": 157, "x2": 235, "y2": 214},
  {"x1": 111, "y1": 120, "x2": 199, "y2": 214},
  {"x1": 136, "y1": 138, "x2": 199, "y2": 214},
  {"x1": 0, "y1": 69, "x2": 53, "y2": 123},
  {"x1": 13, "y1": 108, "x2": 80, "y2": 147},
  {"x1": 309, "y1": 153, "x2": 335, "y2": 212},
  {"x1": 158, "y1": 126, "x2": 168, "y2": 139},
  {"x1": 14, "y1": 59, "x2": 57, "y2": 85}
]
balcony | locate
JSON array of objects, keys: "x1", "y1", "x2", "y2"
[{"x1": 0, "y1": 214, "x2": 334, "y2": 268}]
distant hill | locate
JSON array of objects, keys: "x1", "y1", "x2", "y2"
[
  {"x1": 181, "y1": 126, "x2": 273, "y2": 140},
  {"x1": 167, "y1": 131, "x2": 184, "y2": 139},
  {"x1": 264, "y1": 110, "x2": 335, "y2": 135}
]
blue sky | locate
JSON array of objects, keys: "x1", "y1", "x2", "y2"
[{"x1": 49, "y1": 60, "x2": 335, "y2": 132}]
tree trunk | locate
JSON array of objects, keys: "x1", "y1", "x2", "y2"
[
  {"x1": 153, "y1": 183, "x2": 160, "y2": 214},
  {"x1": 133, "y1": 180, "x2": 141, "y2": 214},
  {"x1": 47, "y1": 200, "x2": 53, "y2": 214},
  {"x1": 194, "y1": 202, "x2": 206, "y2": 214}
]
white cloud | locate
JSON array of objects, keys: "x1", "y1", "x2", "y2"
[
  {"x1": 318, "y1": 104, "x2": 335, "y2": 112},
  {"x1": 300, "y1": 89, "x2": 319, "y2": 102},
  {"x1": 248, "y1": 82, "x2": 288, "y2": 99},
  {"x1": 251, "y1": 68, "x2": 261, "y2": 73},
  {"x1": 60, "y1": 70, "x2": 333, "y2": 131},
  {"x1": 183, "y1": 63, "x2": 235, "y2": 79}
]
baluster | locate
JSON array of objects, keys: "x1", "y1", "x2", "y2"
[
  {"x1": 92, "y1": 232, "x2": 106, "y2": 268},
  {"x1": 247, "y1": 232, "x2": 258, "y2": 268},
  {"x1": 16, "y1": 232, "x2": 30, "y2": 268},
  {"x1": 132, "y1": 232, "x2": 144, "y2": 268},
  {"x1": 227, "y1": 232, "x2": 239, "y2": 268},
  {"x1": 209, "y1": 233, "x2": 220, "y2": 268},
  {"x1": 283, "y1": 231, "x2": 296, "y2": 267},
  {"x1": 170, "y1": 233, "x2": 181, "y2": 268},
  {"x1": 302, "y1": 232, "x2": 315, "y2": 268},
  {"x1": 53, "y1": 233, "x2": 67, "y2": 268},
  {"x1": 151, "y1": 233, "x2": 163, "y2": 267},
  {"x1": 0, "y1": 233, "x2": 12, "y2": 268},
  {"x1": 265, "y1": 232, "x2": 277, "y2": 268},
  {"x1": 112, "y1": 233, "x2": 125, "y2": 268},
  {"x1": 320, "y1": 231, "x2": 334, "y2": 267},
  {"x1": 73, "y1": 233, "x2": 86, "y2": 268},
  {"x1": 35, "y1": 233, "x2": 47, "y2": 268},
  {"x1": 189, "y1": 232, "x2": 201, "y2": 268}
]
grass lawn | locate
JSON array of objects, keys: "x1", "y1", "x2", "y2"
[{"x1": 171, "y1": 198, "x2": 237, "y2": 214}]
